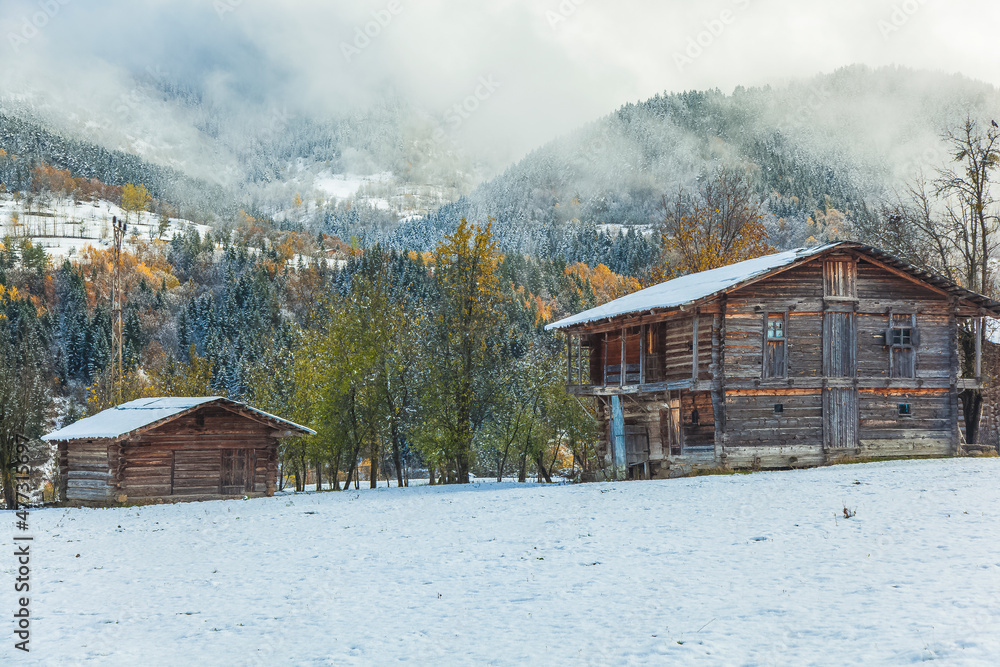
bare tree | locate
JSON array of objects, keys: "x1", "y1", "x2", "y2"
[
  {"x1": 651, "y1": 167, "x2": 772, "y2": 283},
  {"x1": 935, "y1": 118, "x2": 1000, "y2": 295},
  {"x1": 876, "y1": 117, "x2": 1000, "y2": 443}
]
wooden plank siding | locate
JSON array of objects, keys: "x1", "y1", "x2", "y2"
[
  {"x1": 563, "y1": 247, "x2": 992, "y2": 476},
  {"x1": 59, "y1": 404, "x2": 282, "y2": 504},
  {"x1": 61, "y1": 440, "x2": 115, "y2": 503}
]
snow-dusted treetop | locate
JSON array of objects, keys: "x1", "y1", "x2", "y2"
[{"x1": 43, "y1": 397, "x2": 315, "y2": 442}]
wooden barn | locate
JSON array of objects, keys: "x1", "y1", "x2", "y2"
[
  {"x1": 547, "y1": 242, "x2": 1000, "y2": 479},
  {"x1": 43, "y1": 397, "x2": 314, "y2": 505}
]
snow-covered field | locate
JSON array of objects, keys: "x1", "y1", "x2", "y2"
[
  {"x1": 9, "y1": 458, "x2": 1000, "y2": 665},
  {"x1": 0, "y1": 193, "x2": 211, "y2": 261}
]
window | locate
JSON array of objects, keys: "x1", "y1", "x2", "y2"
[
  {"x1": 890, "y1": 328, "x2": 912, "y2": 346},
  {"x1": 774, "y1": 404, "x2": 784, "y2": 415},
  {"x1": 888, "y1": 314, "x2": 918, "y2": 379},
  {"x1": 898, "y1": 403, "x2": 912, "y2": 417},
  {"x1": 767, "y1": 317, "x2": 785, "y2": 340},
  {"x1": 763, "y1": 313, "x2": 787, "y2": 378}
]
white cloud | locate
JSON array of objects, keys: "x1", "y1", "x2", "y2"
[{"x1": 1, "y1": 0, "x2": 996, "y2": 165}]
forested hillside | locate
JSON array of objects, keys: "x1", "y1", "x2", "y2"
[{"x1": 414, "y1": 66, "x2": 1000, "y2": 270}]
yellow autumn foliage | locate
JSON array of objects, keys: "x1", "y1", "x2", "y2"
[
  {"x1": 75, "y1": 244, "x2": 180, "y2": 308},
  {"x1": 564, "y1": 262, "x2": 642, "y2": 306}
]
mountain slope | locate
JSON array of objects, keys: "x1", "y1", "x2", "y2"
[{"x1": 412, "y1": 66, "x2": 1000, "y2": 265}]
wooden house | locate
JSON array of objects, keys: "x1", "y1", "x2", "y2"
[
  {"x1": 547, "y1": 242, "x2": 1000, "y2": 479},
  {"x1": 43, "y1": 397, "x2": 314, "y2": 504}
]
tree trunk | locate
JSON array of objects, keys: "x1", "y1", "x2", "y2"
[
  {"x1": 548, "y1": 435, "x2": 561, "y2": 479},
  {"x1": 428, "y1": 463, "x2": 436, "y2": 486},
  {"x1": 517, "y1": 446, "x2": 528, "y2": 483},
  {"x1": 330, "y1": 463, "x2": 340, "y2": 491},
  {"x1": 534, "y1": 452, "x2": 553, "y2": 484},
  {"x1": 369, "y1": 451, "x2": 377, "y2": 490},
  {"x1": 2, "y1": 470, "x2": 18, "y2": 510},
  {"x1": 315, "y1": 461, "x2": 323, "y2": 492},
  {"x1": 390, "y1": 419, "x2": 404, "y2": 489},
  {"x1": 342, "y1": 446, "x2": 361, "y2": 492},
  {"x1": 498, "y1": 441, "x2": 512, "y2": 483}
]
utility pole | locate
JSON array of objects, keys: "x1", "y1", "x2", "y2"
[{"x1": 111, "y1": 215, "x2": 127, "y2": 406}]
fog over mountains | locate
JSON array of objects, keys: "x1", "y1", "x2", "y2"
[{"x1": 2, "y1": 2, "x2": 999, "y2": 273}]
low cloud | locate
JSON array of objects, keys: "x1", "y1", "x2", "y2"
[{"x1": 1, "y1": 0, "x2": 997, "y2": 172}]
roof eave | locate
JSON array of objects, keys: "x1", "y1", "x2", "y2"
[{"x1": 42, "y1": 397, "x2": 315, "y2": 442}]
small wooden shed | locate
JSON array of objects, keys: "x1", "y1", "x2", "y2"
[{"x1": 43, "y1": 397, "x2": 314, "y2": 505}]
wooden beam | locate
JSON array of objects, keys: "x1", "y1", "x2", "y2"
[
  {"x1": 567, "y1": 333, "x2": 573, "y2": 386},
  {"x1": 949, "y1": 302, "x2": 961, "y2": 454},
  {"x1": 711, "y1": 312, "x2": 724, "y2": 464},
  {"x1": 976, "y1": 316, "x2": 983, "y2": 380},
  {"x1": 603, "y1": 332, "x2": 608, "y2": 386},
  {"x1": 620, "y1": 326, "x2": 626, "y2": 388},
  {"x1": 639, "y1": 324, "x2": 647, "y2": 385},
  {"x1": 692, "y1": 310, "x2": 699, "y2": 382}
]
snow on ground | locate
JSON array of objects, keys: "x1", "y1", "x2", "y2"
[
  {"x1": 313, "y1": 172, "x2": 391, "y2": 201},
  {"x1": 9, "y1": 458, "x2": 1000, "y2": 665},
  {"x1": 0, "y1": 193, "x2": 212, "y2": 261},
  {"x1": 597, "y1": 223, "x2": 655, "y2": 238}
]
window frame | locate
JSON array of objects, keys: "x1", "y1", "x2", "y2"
[
  {"x1": 762, "y1": 310, "x2": 789, "y2": 379},
  {"x1": 888, "y1": 312, "x2": 918, "y2": 379}
]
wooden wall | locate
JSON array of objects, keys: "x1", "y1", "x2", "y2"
[
  {"x1": 123, "y1": 406, "x2": 279, "y2": 499},
  {"x1": 723, "y1": 389, "x2": 825, "y2": 468},
  {"x1": 60, "y1": 440, "x2": 115, "y2": 503},
  {"x1": 857, "y1": 388, "x2": 952, "y2": 457},
  {"x1": 576, "y1": 251, "x2": 967, "y2": 474},
  {"x1": 719, "y1": 256, "x2": 957, "y2": 467},
  {"x1": 59, "y1": 405, "x2": 281, "y2": 504}
]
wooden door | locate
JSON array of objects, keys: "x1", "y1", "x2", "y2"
[
  {"x1": 659, "y1": 398, "x2": 682, "y2": 457},
  {"x1": 624, "y1": 426, "x2": 650, "y2": 479},
  {"x1": 172, "y1": 450, "x2": 224, "y2": 496},
  {"x1": 221, "y1": 449, "x2": 253, "y2": 495},
  {"x1": 823, "y1": 312, "x2": 856, "y2": 377},
  {"x1": 823, "y1": 259, "x2": 858, "y2": 450},
  {"x1": 822, "y1": 310, "x2": 858, "y2": 450},
  {"x1": 824, "y1": 388, "x2": 858, "y2": 451}
]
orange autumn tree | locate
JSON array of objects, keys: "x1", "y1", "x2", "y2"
[
  {"x1": 564, "y1": 262, "x2": 642, "y2": 307},
  {"x1": 650, "y1": 167, "x2": 773, "y2": 284},
  {"x1": 75, "y1": 243, "x2": 179, "y2": 308}
]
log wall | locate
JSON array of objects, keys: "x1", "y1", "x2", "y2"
[
  {"x1": 59, "y1": 404, "x2": 281, "y2": 504},
  {"x1": 577, "y1": 251, "x2": 969, "y2": 474},
  {"x1": 61, "y1": 440, "x2": 115, "y2": 503}
]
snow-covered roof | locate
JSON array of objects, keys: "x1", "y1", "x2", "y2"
[
  {"x1": 43, "y1": 397, "x2": 315, "y2": 441},
  {"x1": 547, "y1": 244, "x2": 840, "y2": 330}
]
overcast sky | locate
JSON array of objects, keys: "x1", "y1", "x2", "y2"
[{"x1": 2, "y1": 0, "x2": 997, "y2": 160}]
